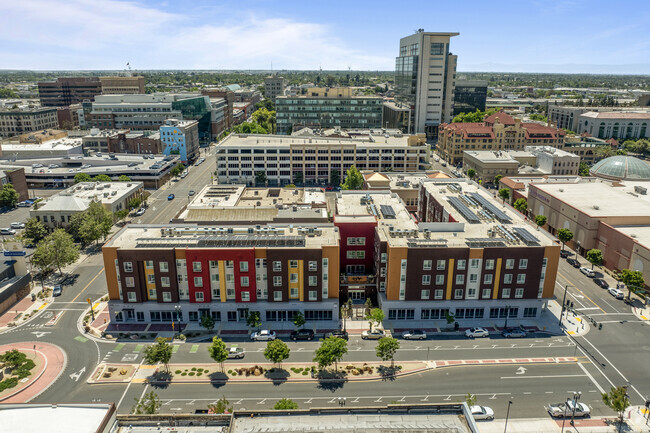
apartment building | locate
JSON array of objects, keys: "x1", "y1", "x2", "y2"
[
  {"x1": 103, "y1": 223, "x2": 341, "y2": 326},
  {"x1": 82, "y1": 129, "x2": 162, "y2": 155},
  {"x1": 38, "y1": 77, "x2": 103, "y2": 107},
  {"x1": 159, "y1": 119, "x2": 200, "y2": 163},
  {"x1": 99, "y1": 76, "x2": 145, "y2": 95},
  {"x1": 202, "y1": 89, "x2": 234, "y2": 130},
  {"x1": 264, "y1": 76, "x2": 286, "y2": 101},
  {"x1": 0, "y1": 107, "x2": 59, "y2": 138},
  {"x1": 394, "y1": 30, "x2": 458, "y2": 136},
  {"x1": 276, "y1": 89, "x2": 382, "y2": 134},
  {"x1": 215, "y1": 133, "x2": 428, "y2": 186},
  {"x1": 437, "y1": 111, "x2": 566, "y2": 165}
]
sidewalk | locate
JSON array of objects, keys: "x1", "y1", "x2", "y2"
[{"x1": 0, "y1": 288, "x2": 50, "y2": 331}]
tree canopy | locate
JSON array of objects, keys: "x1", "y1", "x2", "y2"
[
  {"x1": 74, "y1": 173, "x2": 92, "y2": 183},
  {"x1": 313, "y1": 336, "x2": 348, "y2": 371},
  {"x1": 498, "y1": 188, "x2": 510, "y2": 202},
  {"x1": 208, "y1": 337, "x2": 228, "y2": 372},
  {"x1": 586, "y1": 249, "x2": 603, "y2": 270},
  {"x1": 36, "y1": 229, "x2": 80, "y2": 275},
  {"x1": 341, "y1": 165, "x2": 363, "y2": 190},
  {"x1": 22, "y1": 218, "x2": 47, "y2": 245},
  {"x1": 375, "y1": 337, "x2": 400, "y2": 367},
  {"x1": 557, "y1": 228, "x2": 574, "y2": 250},
  {"x1": 274, "y1": 398, "x2": 298, "y2": 410},
  {"x1": 143, "y1": 337, "x2": 173, "y2": 372},
  {"x1": 264, "y1": 339, "x2": 290, "y2": 367},
  {"x1": 535, "y1": 214, "x2": 547, "y2": 228},
  {"x1": 93, "y1": 174, "x2": 112, "y2": 182},
  {"x1": 513, "y1": 198, "x2": 528, "y2": 214},
  {"x1": 0, "y1": 184, "x2": 20, "y2": 208},
  {"x1": 365, "y1": 308, "x2": 385, "y2": 331}
]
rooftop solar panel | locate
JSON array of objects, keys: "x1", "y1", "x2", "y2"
[
  {"x1": 511, "y1": 227, "x2": 540, "y2": 246},
  {"x1": 380, "y1": 204, "x2": 396, "y2": 219},
  {"x1": 470, "y1": 192, "x2": 512, "y2": 224},
  {"x1": 447, "y1": 196, "x2": 481, "y2": 224}
]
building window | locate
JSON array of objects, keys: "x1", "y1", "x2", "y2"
[
  {"x1": 502, "y1": 288, "x2": 511, "y2": 298},
  {"x1": 290, "y1": 273, "x2": 299, "y2": 283},
  {"x1": 485, "y1": 259, "x2": 495, "y2": 270},
  {"x1": 434, "y1": 289, "x2": 444, "y2": 299},
  {"x1": 470, "y1": 259, "x2": 480, "y2": 268},
  {"x1": 273, "y1": 291, "x2": 282, "y2": 301},
  {"x1": 241, "y1": 276, "x2": 250, "y2": 287},
  {"x1": 503, "y1": 273, "x2": 512, "y2": 284},
  {"x1": 523, "y1": 307, "x2": 537, "y2": 318},
  {"x1": 469, "y1": 274, "x2": 478, "y2": 283},
  {"x1": 193, "y1": 276, "x2": 203, "y2": 287},
  {"x1": 423, "y1": 260, "x2": 432, "y2": 271},
  {"x1": 380, "y1": 253, "x2": 387, "y2": 263},
  {"x1": 290, "y1": 260, "x2": 298, "y2": 268},
  {"x1": 225, "y1": 260, "x2": 234, "y2": 269},
  {"x1": 505, "y1": 259, "x2": 515, "y2": 269},
  {"x1": 380, "y1": 267, "x2": 386, "y2": 277},
  {"x1": 193, "y1": 261, "x2": 202, "y2": 272},
  {"x1": 161, "y1": 276, "x2": 170, "y2": 287},
  {"x1": 159, "y1": 262, "x2": 169, "y2": 272},
  {"x1": 309, "y1": 275, "x2": 318, "y2": 286},
  {"x1": 346, "y1": 250, "x2": 365, "y2": 259},
  {"x1": 226, "y1": 287, "x2": 235, "y2": 299},
  {"x1": 212, "y1": 286, "x2": 220, "y2": 298},
  {"x1": 309, "y1": 261, "x2": 318, "y2": 271},
  {"x1": 519, "y1": 259, "x2": 528, "y2": 269},
  {"x1": 454, "y1": 289, "x2": 463, "y2": 299},
  {"x1": 482, "y1": 288, "x2": 491, "y2": 298},
  {"x1": 436, "y1": 260, "x2": 446, "y2": 270},
  {"x1": 123, "y1": 262, "x2": 133, "y2": 272},
  {"x1": 145, "y1": 260, "x2": 153, "y2": 269},
  {"x1": 515, "y1": 288, "x2": 524, "y2": 298},
  {"x1": 147, "y1": 274, "x2": 155, "y2": 284},
  {"x1": 125, "y1": 277, "x2": 134, "y2": 287},
  {"x1": 430, "y1": 42, "x2": 445, "y2": 55},
  {"x1": 162, "y1": 292, "x2": 172, "y2": 302},
  {"x1": 148, "y1": 288, "x2": 157, "y2": 298},
  {"x1": 435, "y1": 274, "x2": 444, "y2": 285},
  {"x1": 195, "y1": 292, "x2": 204, "y2": 302},
  {"x1": 290, "y1": 287, "x2": 299, "y2": 298},
  {"x1": 422, "y1": 275, "x2": 431, "y2": 285},
  {"x1": 421, "y1": 289, "x2": 430, "y2": 300},
  {"x1": 517, "y1": 274, "x2": 526, "y2": 284},
  {"x1": 457, "y1": 260, "x2": 466, "y2": 270},
  {"x1": 209, "y1": 260, "x2": 218, "y2": 269},
  {"x1": 273, "y1": 276, "x2": 282, "y2": 286},
  {"x1": 455, "y1": 274, "x2": 465, "y2": 285},
  {"x1": 309, "y1": 291, "x2": 317, "y2": 301},
  {"x1": 240, "y1": 261, "x2": 249, "y2": 272},
  {"x1": 241, "y1": 291, "x2": 250, "y2": 302},
  {"x1": 273, "y1": 261, "x2": 282, "y2": 272},
  {"x1": 388, "y1": 309, "x2": 415, "y2": 320},
  {"x1": 347, "y1": 237, "x2": 366, "y2": 245},
  {"x1": 127, "y1": 292, "x2": 136, "y2": 302},
  {"x1": 483, "y1": 274, "x2": 493, "y2": 284}
]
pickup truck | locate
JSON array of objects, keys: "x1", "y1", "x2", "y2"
[{"x1": 546, "y1": 400, "x2": 590, "y2": 418}]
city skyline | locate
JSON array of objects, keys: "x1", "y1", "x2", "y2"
[{"x1": 1, "y1": 0, "x2": 648, "y2": 73}]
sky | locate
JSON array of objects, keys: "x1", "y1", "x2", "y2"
[{"x1": 2, "y1": 0, "x2": 649, "y2": 73}]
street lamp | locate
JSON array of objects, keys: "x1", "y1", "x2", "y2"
[
  {"x1": 504, "y1": 400, "x2": 513, "y2": 433},
  {"x1": 560, "y1": 398, "x2": 571, "y2": 433},
  {"x1": 173, "y1": 305, "x2": 182, "y2": 333},
  {"x1": 570, "y1": 391, "x2": 582, "y2": 426},
  {"x1": 559, "y1": 285, "x2": 571, "y2": 326}
]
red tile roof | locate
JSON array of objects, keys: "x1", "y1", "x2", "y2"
[
  {"x1": 484, "y1": 111, "x2": 515, "y2": 126},
  {"x1": 441, "y1": 122, "x2": 494, "y2": 139}
]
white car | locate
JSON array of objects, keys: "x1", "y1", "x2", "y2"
[
  {"x1": 470, "y1": 405, "x2": 495, "y2": 420},
  {"x1": 250, "y1": 330, "x2": 276, "y2": 341},
  {"x1": 546, "y1": 400, "x2": 590, "y2": 418},
  {"x1": 580, "y1": 267, "x2": 595, "y2": 278},
  {"x1": 10, "y1": 222, "x2": 25, "y2": 230},
  {"x1": 135, "y1": 208, "x2": 146, "y2": 216},
  {"x1": 465, "y1": 327, "x2": 489, "y2": 338},
  {"x1": 180, "y1": 170, "x2": 189, "y2": 178},
  {"x1": 608, "y1": 287, "x2": 625, "y2": 299}
]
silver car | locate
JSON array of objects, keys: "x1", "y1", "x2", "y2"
[
  {"x1": 470, "y1": 405, "x2": 495, "y2": 420},
  {"x1": 465, "y1": 327, "x2": 489, "y2": 338},
  {"x1": 250, "y1": 330, "x2": 276, "y2": 341},
  {"x1": 361, "y1": 329, "x2": 385, "y2": 340},
  {"x1": 402, "y1": 329, "x2": 427, "y2": 340}
]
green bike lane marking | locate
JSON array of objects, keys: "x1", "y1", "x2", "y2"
[
  {"x1": 172, "y1": 345, "x2": 180, "y2": 353},
  {"x1": 74, "y1": 336, "x2": 88, "y2": 343},
  {"x1": 113, "y1": 343, "x2": 125, "y2": 352},
  {"x1": 133, "y1": 344, "x2": 144, "y2": 353},
  {"x1": 189, "y1": 344, "x2": 199, "y2": 353}
]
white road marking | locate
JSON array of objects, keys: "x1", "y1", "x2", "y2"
[
  {"x1": 69, "y1": 366, "x2": 86, "y2": 382},
  {"x1": 516, "y1": 367, "x2": 527, "y2": 375},
  {"x1": 500, "y1": 374, "x2": 586, "y2": 379}
]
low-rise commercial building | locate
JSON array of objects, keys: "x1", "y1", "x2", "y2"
[
  {"x1": 548, "y1": 105, "x2": 650, "y2": 132},
  {"x1": 82, "y1": 129, "x2": 161, "y2": 155},
  {"x1": 1, "y1": 136, "x2": 83, "y2": 158},
  {"x1": 159, "y1": 119, "x2": 199, "y2": 163},
  {"x1": 31, "y1": 181, "x2": 144, "y2": 229},
  {"x1": 577, "y1": 111, "x2": 650, "y2": 140},
  {"x1": 0, "y1": 107, "x2": 59, "y2": 138},
  {"x1": 216, "y1": 132, "x2": 428, "y2": 186}
]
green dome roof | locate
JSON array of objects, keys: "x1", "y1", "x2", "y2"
[{"x1": 590, "y1": 155, "x2": 650, "y2": 181}]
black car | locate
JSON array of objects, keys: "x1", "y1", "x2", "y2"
[
  {"x1": 324, "y1": 330, "x2": 349, "y2": 340},
  {"x1": 567, "y1": 258, "x2": 581, "y2": 268},
  {"x1": 560, "y1": 250, "x2": 571, "y2": 258},
  {"x1": 593, "y1": 278, "x2": 608, "y2": 289},
  {"x1": 290, "y1": 329, "x2": 315, "y2": 341}
]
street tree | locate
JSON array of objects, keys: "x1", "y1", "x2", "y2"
[
  {"x1": 466, "y1": 168, "x2": 476, "y2": 180},
  {"x1": 330, "y1": 169, "x2": 340, "y2": 186},
  {"x1": 365, "y1": 308, "x2": 385, "y2": 331},
  {"x1": 200, "y1": 314, "x2": 215, "y2": 332},
  {"x1": 74, "y1": 173, "x2": 92, "y2": 183},
  {"x1": 132, "y1": 391, "x2": 161, "y2": 414},
  {"x1": 494, "y1": 174, "x2": 503, "y2": 184},
  {"x1": 375, "y1": 337, "x2": 400, "y2": 368},
  {"x1": 586, "y1": 249, "x2": 603, "y2": 270},
  {"x1": 557, "y1": 228, "x2": 574, "y2": 251},
  {"x1": 170, "y1": 164, "x2": 185, "y2": 178},
  {"x1": 0, "y1": 184, "x2": 20, "y2": 208},
  {"x1": 619, "y1": 269, "x2": 645, "y2": 299},
  {"x1": 208, "y1": 337, "x2": 228, "y2": 372},
  {"x1": 22, "y1": 218, "x2": 47, "y2": 245},
  {"x1": 264, "y1": 339, "x2": 290, "y2": 368},
  {"x1": 513, "y1": 198, "x2": 528, "y2": 214},
  {"x1": 208, "y1": 396, "x2": 232, "y2": 414},
  {"x1": 143, "y1": 337, "x2": 173, "y2": 373},
  {"x1": 313, "y1": 336, "x2": 348, "y2": 372},
  {"x1": 601, "y1": 386, "x2": 630, "y2": 431},
  {"x1": 293, "y1": 311, "x2": 305, "y2": 330},
  {"x1": 341, "y1": 165, "x2": 363, "y2": 190},
  {"x1": 465, "y1": 393, "x2": 477, "y2": 407},
  {"x1": 273, "y1": 398, "x2": 298, "y2": 410},
  {"x1": 114, "y1": 209, "x2": 129, "y2": 223},
  {"x1": 255, "y1": 171, "x2": 267, "y2": 187},
  {"x1": 31, "y1": 243, "x2": 55, "y2": 286},
  {"x1": 246, "y1": 311, "x2": 261, "y2": 332},
  {"x1": 93, "y1": 174, "x2": 112, "y2": 182},
  {"x1": 118, "y1": 175, "x2": 131, "y2": 182},
  {"x1": 42, "y1": 229, "x2": 80, "y2": 275},
  {"x1": 535, "y1": 214, "x2": 547, "y2": 229},
  {"x1": 498, "y1": 188, "x2": 510, "y2": 202}
]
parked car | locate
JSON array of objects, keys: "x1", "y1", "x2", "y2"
[
  {"x1": 567, "y1": 258, "x2": 581, "y2": 268},
  {"x1": 580, "y1": 267, "x2": 596, "y2": 277},
  {"x1": 167, "y1": 194, "x2": 175, "y2": 200},
  {"x1": 465, "y1": 327, "x2": 489, "y2": 338},
  {"x1": 440, "y1": 161, "x2": 447, "y2": 167},
  {"x1": 470, "y1": 405, "x2": 495, "y2": 420},
  {"x1": 608, "y1": 287, "x2": 625, "y2": 299},
  {"x1": 0, "y1": 228, "x2": 17, "y2": 236},
  {"x1": 52, "y1": 285, "x2": 62, "y2": 297},
  {"x1": 361, "y1": 329, "x2": 385, "y2": 340},
  {"x1": 180, "y1": 170, "x2": 189, "y2": 178},
  {"x1": 560, "y1": 250, "x2": 571, "y2": 258},
  {"x1": 591, "y1": 278, "x2": 608, "y2": 289},
  {"x1": 290, "y1": 329, "x2": 315, "y2": 341},
  {"x1": 402, "y1": 329, "x2": 427, "y2": 340},
  {"x1": 135, "y1": 208, "x2": 146, "y2": 216},
  {"x1": 501, "y1": 328, "x2": 527, "y2": 338},
  {"x1": 323, "y1": 330, "x2": 349, "y2": 340},
  {"x1": 10, "y1": 222, "x2": 25, "y2": 230},
  {"x1": 226, "y1": 346, "x2": 245, "y2": 359},
  {"x1": 189, "y1": 190, "x2": 195, "y2": 196},
  {"x1": 16, "y1": 201, "x2": 31, "y2": 207},
  {"x1": 546, "y1": 400, "x2": 590, "y2": 418},
  {"x1": 250, "y1": 330, "x2": 276, "y2": 341}
]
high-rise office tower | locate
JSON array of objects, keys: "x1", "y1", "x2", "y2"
[{"x1": 394, "y1": 30, "x2": 458, "y2": 137}]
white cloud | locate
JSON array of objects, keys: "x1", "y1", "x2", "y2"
[{"x1": 0, "y1": 0, "x2": 393, "y2": 70}]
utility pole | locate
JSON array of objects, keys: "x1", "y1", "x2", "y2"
[{"x1": 559, "y1": 285, "x2": 570, "y2": 326}]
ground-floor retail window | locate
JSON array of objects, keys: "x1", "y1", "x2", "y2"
[
  {"x1": 189, "y1": 311, "x2": 199, "y2": 322},
  {"x1": 136, "y1": 312, "x2": 145, "y2": 322},
  {"x1": 388, "y1": 309, "x2": 415, "y2": 320},
  {"x1": 523, "y1": 307, "x2": 537, "y2": 318},
  {"x1": 304, "y1": 310, "x2": 333, "y2": 321},
  {"x1": 489, "y1": 307, "x2": 518, "y2": 319},
  {"x1": 420, "y1": 308, "x2": 449, "y2": 320},
  {"x1": 211, "y1": 311, "x2": 221, "y2": 321},
  {"x1": 265, "y1": 310, "x2": 297, "y2": 322},
  {"x1": 227, "y1": 311, "x2": 237, "y2": 322},
  {"x1": 454, "y1": 308, "x2": 484, "y2": 319}
]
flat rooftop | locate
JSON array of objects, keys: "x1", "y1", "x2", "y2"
[
  {"x1": 0, "y1": 404, "x2": 114, "y2": 433},
  {"x1": 613, "y1": 225, "x2": 650, "y2": 250},
  {"x1": 531, "y1": 180, "x2": 650, "y2": 218},
  {"x1": 218, "y1": 133, "x2": 425, "y2": 149},
  {"x1": 106, "y1": 224, "x2": 339, "y2": 249},
  {"x1": 463, "y1": 150, "x2": 524, "y2": 163}
]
